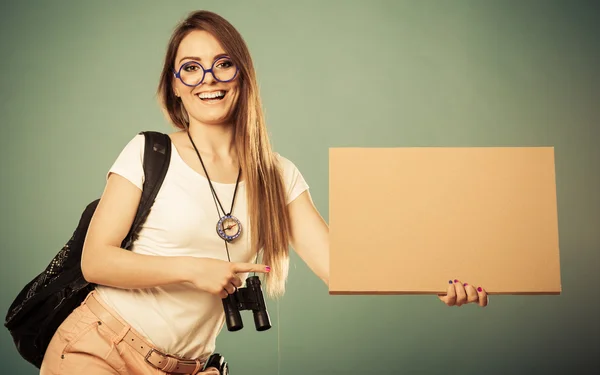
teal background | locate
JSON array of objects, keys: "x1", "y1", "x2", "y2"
[{"x1": 1, "y1": 0, "x2": 598, "y2": 374}]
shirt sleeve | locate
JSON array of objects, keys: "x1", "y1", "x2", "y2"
[
  {"x1": 275, "y1": 153, "x2": 309, "y2": 204},
  {"x1": 106, "y1": 133, "x2": 145, "y2": 190}
]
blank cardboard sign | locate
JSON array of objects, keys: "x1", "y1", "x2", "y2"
[{"x1": 328, "y1": 147, "x2": 561, "y2": 295}]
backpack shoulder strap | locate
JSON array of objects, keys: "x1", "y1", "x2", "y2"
[{"x1": 122, "y1": 131, "x2": 171, "y2": 249}]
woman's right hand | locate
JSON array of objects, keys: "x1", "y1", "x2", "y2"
[
  {"x1": 182, "y1": 257, "x2": 270, "y2": 299},
  {"x1": 199, "y1": 367, "x2": 220, "y2": 375}
]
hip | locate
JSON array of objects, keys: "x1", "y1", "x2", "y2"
[{"x1": 95, "y1": 284, "x2": 224, "y2": 357}]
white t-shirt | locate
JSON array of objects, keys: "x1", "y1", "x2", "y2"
[{"x1": 95, "y1": 133, "x2": 309, "y2": 359}]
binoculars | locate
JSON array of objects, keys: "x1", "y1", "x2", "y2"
[
  {"x1": 203, "y1": 353, "x2": 228, "y2": 374},
  {"x1": 221, "y1": 275, "x2": 271, "y2": 332}
]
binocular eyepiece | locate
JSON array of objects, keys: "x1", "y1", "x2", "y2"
[{"x1": 222, "y1": 275, "x2": 271, "y2": 332}]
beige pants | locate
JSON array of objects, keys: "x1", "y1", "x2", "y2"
[{"x1": 39, "y1": 291, "x2": 205, "y2": 375}]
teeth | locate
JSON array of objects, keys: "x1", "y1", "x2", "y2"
[{"x1": 198, "y1": 91, "x2": 226, "y2": 99}]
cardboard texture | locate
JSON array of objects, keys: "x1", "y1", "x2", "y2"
[{"x1": 328, "y1": 147, "x2": 561, "y2": 295}]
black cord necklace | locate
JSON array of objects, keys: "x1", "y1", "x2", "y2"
[{"x1": 187, "y1": 131, "x2": 242, "y2": 244}]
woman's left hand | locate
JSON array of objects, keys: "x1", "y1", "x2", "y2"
[{"x1": 438, "y1": 279, "x2": 488, "y2": 307}]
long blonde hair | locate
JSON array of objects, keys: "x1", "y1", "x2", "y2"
[{"x1": 157, "y1": 10, "x2": 290, "y2": 298}]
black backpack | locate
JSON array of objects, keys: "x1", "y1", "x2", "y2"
[{"x1": 4, "y1": 131, "x2": 172, "y2": 368}]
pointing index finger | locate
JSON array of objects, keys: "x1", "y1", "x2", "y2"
[{"x1": 232, "y1": 263, "x2": 271, "y2": 274}]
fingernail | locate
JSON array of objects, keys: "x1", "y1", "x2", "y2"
[
  {"x1": 454, "y1": 279, "x2": 459, "y2": 283},
  {"x1": 463, "y1": 283, "x2": 468, "y2": 286},
  {"x1": 265, "y1": 266, "x2": 271, "y2": 272},
  {"x1": 477, "y1": 287, "x2": 482, "y2": 292},
  {"x1": 448, "y1": 280, "x2": 453, "y2": 284}
]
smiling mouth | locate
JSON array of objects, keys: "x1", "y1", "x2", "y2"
[{"x1": 197, "y1": 90, "x2": 227, "y2": 102}]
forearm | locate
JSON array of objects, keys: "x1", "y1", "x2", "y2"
[
  {"x1": 313, "y1": 255, "x2": 330, "y2": 287},
  {"x1": 290, "y1": 215, "x2": 330, "y2": 286},
  {"x1": 288, "y1": 191, "x2": 331, "y2": 287},
  {"x1": 294, "y1": 238, "x2": 330, "y2": 286},
  {"x1": 312, "y1": 249, "x2": 330, "y2": 287},
  {"x1": 81, "y1": 244, "x2": 190, "y2": 289}
]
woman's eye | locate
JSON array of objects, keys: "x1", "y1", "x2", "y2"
[{"x1": 216, "y1": 60, "x2": 233, "y2": 68}]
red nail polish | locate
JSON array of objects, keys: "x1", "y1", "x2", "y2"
[
  {"x1": 463, "y1": 283, "x2": 468, "y2": 286},
  {"x1": 477, "y1": 287, "x2": 482, "y2": 292},
  {"x1": 454, "y1": 279, "x2": 459, "y2": 283},
  {"x1": 265, "y1": 266, "x2": 271, "y2": 272}
]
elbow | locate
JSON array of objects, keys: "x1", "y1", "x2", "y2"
[
  {"x1": 80, "y1": 243, "x2": 99, "y2": 284},
  {"x1": 80, "y1": 258, "x2": 94, "y2": 284}
]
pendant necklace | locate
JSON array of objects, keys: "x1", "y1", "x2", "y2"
[{"x1": 187, "y1": 131, "x2": 242, "y2": 243}]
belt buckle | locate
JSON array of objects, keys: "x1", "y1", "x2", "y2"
[
  {"x1": 145, "y1": 348, "x2": 202, "y2": 373},
  {"x1": 145, "y1": 348, "x2": 166, "y2": 366}
]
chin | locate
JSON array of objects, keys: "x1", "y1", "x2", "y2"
[
  {"x1": 187, "y1": 92, "x2": 238, "y2": 126},
  {"x1": 192, "y1": 111, "x2": 235, "y2": 126},
  {"x1": 200, "y1": 118, "x2": 232, "y2": 126}
]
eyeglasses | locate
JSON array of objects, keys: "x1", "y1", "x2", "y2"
[{"x1": 173, "y1": 56, "x2": 239, "y2": 87}]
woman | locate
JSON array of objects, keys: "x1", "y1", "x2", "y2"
[{"x1": 39, "y1": 10, "x2": 488, "y2": 375}]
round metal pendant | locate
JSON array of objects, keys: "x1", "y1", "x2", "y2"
[{"x1": 216, "y1": 215, "x2": 242, "y2": 242}]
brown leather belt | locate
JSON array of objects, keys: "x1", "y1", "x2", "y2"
[{"x1": 86, "y1": 292, "x2": 206, "y2": 374}]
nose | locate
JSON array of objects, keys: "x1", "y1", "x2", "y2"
[{"x1": 201, "y1": 68, "x2": 218, "y2": 85}]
